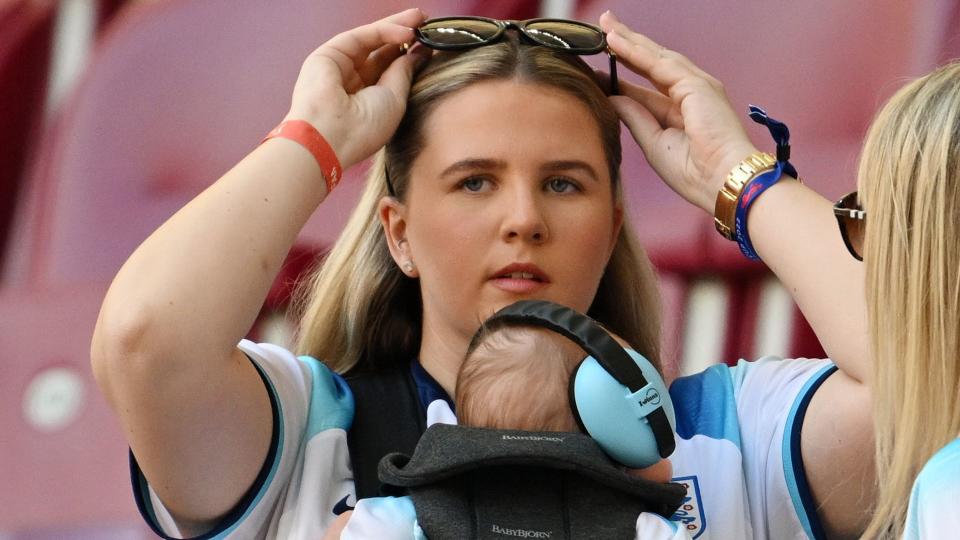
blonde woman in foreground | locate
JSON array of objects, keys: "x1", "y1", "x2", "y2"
[
  {"x1": 851, "y1": 62, "x2": 960, "y2": 539},
  {"x1": 92, "y1": 8, "x2": 885, "y2": 539}
]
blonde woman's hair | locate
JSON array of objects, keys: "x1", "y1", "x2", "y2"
[
  {"x1": 294, "y1": 34, "x2": 662, "y2": 377},
  {"x1": 861, "y1": 60, "x2": 960, "y2": 539}
]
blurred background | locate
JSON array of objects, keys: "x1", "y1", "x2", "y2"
[{"x1": 1, "y1": 0, "x2": 957, "y2": 537}]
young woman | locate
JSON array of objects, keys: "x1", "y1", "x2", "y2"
[
  {"x1": 91, "y1": 9, "x2": 874, "y2": 539},
  {"x1": 850, "y1": 62, "x2": 960, "y2": 539}
]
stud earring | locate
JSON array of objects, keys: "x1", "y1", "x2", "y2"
[{"x1": 403, "y1": 261, "x2": 415, "y2": 273}]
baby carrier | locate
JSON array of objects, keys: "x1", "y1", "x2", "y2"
[{"x1": 377, "y1": 423, "x2": 686, "y2": 540}]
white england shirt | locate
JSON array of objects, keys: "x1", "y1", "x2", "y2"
[
  {"x1": 902, "y1": 437, "x2": 960, "y2": 539},
  {"x1": 131, "y1": 340, "x2": 835, "y2": 539}
]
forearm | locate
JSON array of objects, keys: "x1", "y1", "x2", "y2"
[
  {"x1": 746, "y1": 178, "x2": 870, "y2": 383},
  {"x1": 94, "y1": 138, "x2": 328, "y2": 368}
]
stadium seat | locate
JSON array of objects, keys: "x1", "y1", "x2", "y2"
[
  {"x1": 0, "y1": 0, "x2": 55, "y2": 276},
  {"x1": 0, "y1": 284, "x2": 153, "y2": 535}
]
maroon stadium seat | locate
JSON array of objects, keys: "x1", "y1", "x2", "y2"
[{"x1": 0, "y1": 0, "x2": 55, "y2": 276}]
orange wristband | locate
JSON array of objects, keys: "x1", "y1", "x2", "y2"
[{"x1": 262, "y1": 120, "x2": 342, "y2": 193}]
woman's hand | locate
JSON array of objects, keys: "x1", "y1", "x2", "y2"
[
  {"x1": 599, "y1": 11, "x2": 758, "y2": 214},
  {"x1": 322, "y1": 511, "x2": 352, "y2": 540},
  {"x1": 285, "y1": 8, "x2": 431, "y2": 169}
]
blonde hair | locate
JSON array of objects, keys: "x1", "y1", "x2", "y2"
[
  {"x1": 457, "y1": 325, "x2": 585, "y2": 432},
  {"x1": 294, "y1": 35, "x2": 661, "y2": 378},
  {"x1": 861, "y1": 61, "x2": 960, "y2": 539}
]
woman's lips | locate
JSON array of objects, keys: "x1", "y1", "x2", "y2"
[
  {"x1": 490, "y1": 276, "x2": 548, "y2": 294},
  {"x1": 489, "y1": 263, "x2": 550, "y2": 294}
]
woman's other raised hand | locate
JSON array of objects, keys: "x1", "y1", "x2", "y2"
[
  {"x1": 285, "y1": 8, "x2": 431, "y2": 169},
  {"x1": 599, "y1": 13, "x2": 874, "y2": 537},
  {"x1": 599, "y1": 11, "x2": 759, "y2": 214}
]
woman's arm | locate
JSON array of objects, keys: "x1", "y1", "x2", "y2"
[
  {"x1": 90, "y1": 8, "x2": 428, "y2": 530},
  {"x1": 599, "y1": 11, "x2": 873, "y2": 537}
]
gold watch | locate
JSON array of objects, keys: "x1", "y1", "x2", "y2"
[{"x1": 713, "y1": 152, "x2": 778, "y2": 240}]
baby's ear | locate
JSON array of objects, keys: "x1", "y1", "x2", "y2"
[{"x1": 624, "y1": 458, "x2": 673, "y2": 484}]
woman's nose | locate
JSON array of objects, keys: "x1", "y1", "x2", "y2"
[{"x1": 500, "y1": 188, "x2": 549, "y2": 244}]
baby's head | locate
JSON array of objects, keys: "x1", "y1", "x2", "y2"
[
  {"x1": 456, "y1": 322, "x2": 588, "y2": 432},
  {"x1": 457, "y1": 315, "x2": 674, "y2": 484}
]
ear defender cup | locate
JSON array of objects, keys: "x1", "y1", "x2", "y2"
[
  {"x1": 482, "y1": 300, "x2": 677, "y2": 469},
  {"x1": 571, "y1": 350, "x2": 675, "y2": 468}
]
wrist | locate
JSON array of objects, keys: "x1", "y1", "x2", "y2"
[
  {"x1": 264, "y1": 119, "x2": 343, "y2": 194},
  {"x1": 282, "y1": 111, "x2": 351, "y2": 168},
  {"x1": 713, "y1": 151, "x2": 777, "y2": 241}
]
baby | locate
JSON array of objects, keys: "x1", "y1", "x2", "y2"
[
  {"x1": 457, "y1": 322, "x2": 675, "y2": 484},
  {"x1": 337, "y1": 320, "x2": 690, "y2": 540}
]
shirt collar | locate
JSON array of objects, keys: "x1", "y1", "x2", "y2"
[{"x1": 410, "y1": 359, "x2": 455, "y2": 413}]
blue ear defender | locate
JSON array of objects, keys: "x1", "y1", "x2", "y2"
[
  {"x1": 571, "y1": 350, "x2": 675, "y2": 468},
  {"x1": 481, "y1": 300, "x2": 676, "y2": 468}
]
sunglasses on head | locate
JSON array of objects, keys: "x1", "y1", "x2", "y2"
[
  {"x1": 413, "y1": 16, "x2": 619, "y2": 95},
  {"x1": 833, "y1": 191, "x2": 866, "y2": 261}
]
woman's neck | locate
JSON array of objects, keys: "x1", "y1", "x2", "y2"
[{"x1": 417, "y1": 327, "x2": 469, "y2": 399}]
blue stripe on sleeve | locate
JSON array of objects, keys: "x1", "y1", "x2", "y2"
[
  {"x1": 781, "y1": 364, "x2": 837, "y2": 540},
  {"x1": 302, "y1": 356, "x2": 355, "y2": 439},
  {"x1": 669, "y1": 363, "x2": 741, "y2": 447}
]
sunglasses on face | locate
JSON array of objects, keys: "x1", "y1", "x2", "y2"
[
  {"x1": 414, "y1": 16, "x2": 619, "y2": 95},
  {"x1": 833, "y1": 191, "x2": 866, "y2": 261}
]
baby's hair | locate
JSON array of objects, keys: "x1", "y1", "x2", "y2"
[{"x1": 457, "y1": 323, "x2": 588, "y2": 432}]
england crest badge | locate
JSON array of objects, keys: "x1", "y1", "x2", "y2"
[{"x1": 671, "y1": 475, "x2": 706, "y2": 538}]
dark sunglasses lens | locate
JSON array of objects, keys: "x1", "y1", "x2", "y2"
[
  {"x1": 840, "y1": 193, "x2": 865, "y2": 259},
  {"x1": 419, "y1": 19, "x2": 501, "y2": 46},
  {"x1": 844, "y1": 214, "x2": 865, "y2": 259},
  {"x1": 524, "y1": 21, "x2": 604, "y2": 50}
]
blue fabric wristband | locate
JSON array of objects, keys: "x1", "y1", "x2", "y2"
[
  {"x1": 734, "y1": 106, "x2": 800, "y2": 260},
  {"x1": 734, "y1": 162, "x2": 784, "y2": 260}
]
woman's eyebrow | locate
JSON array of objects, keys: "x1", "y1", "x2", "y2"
[
  {"x1": 541, "y1": 160, "x2": 599, "y2": 182},
  {"x1": 440, "y1": 158, "x2": 507, "y2": 178},
  {"x1": 439, "y1": 159, "x2": 600, "y2": 182}
]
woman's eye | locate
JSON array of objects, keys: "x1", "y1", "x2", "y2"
[
  {"x1": 546, "y1": 177, "x2": 580, "y2": 193},
  {"x1": 460, "y1": 176, "x2": 492, "y2": 192}
]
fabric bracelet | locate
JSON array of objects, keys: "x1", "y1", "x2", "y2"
[
  {"x1": 261, "y1": 120, "x2": 342, "y2": 194},
  {"x1": 734, "y1": 162, "x2": 785, "y2": 260},
  {"x1": 733, "y1": 106, "x2": 800, "y2": 260}
]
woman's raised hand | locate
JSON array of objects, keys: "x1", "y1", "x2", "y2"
[
  {"x1": 599, "y1": 11, "x2": 759, "y2": 214},
  {"x1": 285, "y1": 8, "x2": 431, "y2": 169}
]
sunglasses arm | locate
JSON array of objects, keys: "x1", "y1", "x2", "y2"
[{"x1": 607, "y1": 49, "x2": 619, "y2": 96}]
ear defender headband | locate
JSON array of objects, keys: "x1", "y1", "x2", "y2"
[{"x1": 481, "y1": 300, "x2": 676, "y2": 468}]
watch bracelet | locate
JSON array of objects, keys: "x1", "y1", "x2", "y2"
[{"x1": 713, "y1": 152, "x2": 778, "y2": 240}]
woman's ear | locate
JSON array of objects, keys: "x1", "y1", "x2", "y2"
[
  {"x1": 609, "y1": 204, "x2": 624, "y2": 255},
  {"x1": 378, "y1": 196, "x2": 419, "y2": 277}
]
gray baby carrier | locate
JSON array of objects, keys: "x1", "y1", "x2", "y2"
[{"x1": 378, "y1": 423, "x2": 686, "y2": 540}]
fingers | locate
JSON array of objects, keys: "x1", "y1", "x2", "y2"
[
  {"x1": 322, "y1": 8, "x2": 426, "y2": 65},
  {"x1": 376, "y1": 44, "x2": 431, "y2": 103},
  {"x1": 359, "y1": 42, "x2": 405, "y2": 86},
  {"x1": 610, "y1": 95, "x2": 663, "y2": 151},
  {"x1": 600, "y1": 11, "x2": 716, "y2": 95},
  {"x1": 616, "y1": 77, "x2": 684, "y2": 130},
  {"x1": 326, "y1": 22, "x2": 414, "y2": 63},
  {"x1": 381, "y1": 7, "x2": 428, "y2": 27}
]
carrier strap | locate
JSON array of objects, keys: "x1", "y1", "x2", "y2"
[{"x1": 345, "y1": 366, "x2": 426, "y2": 500}]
